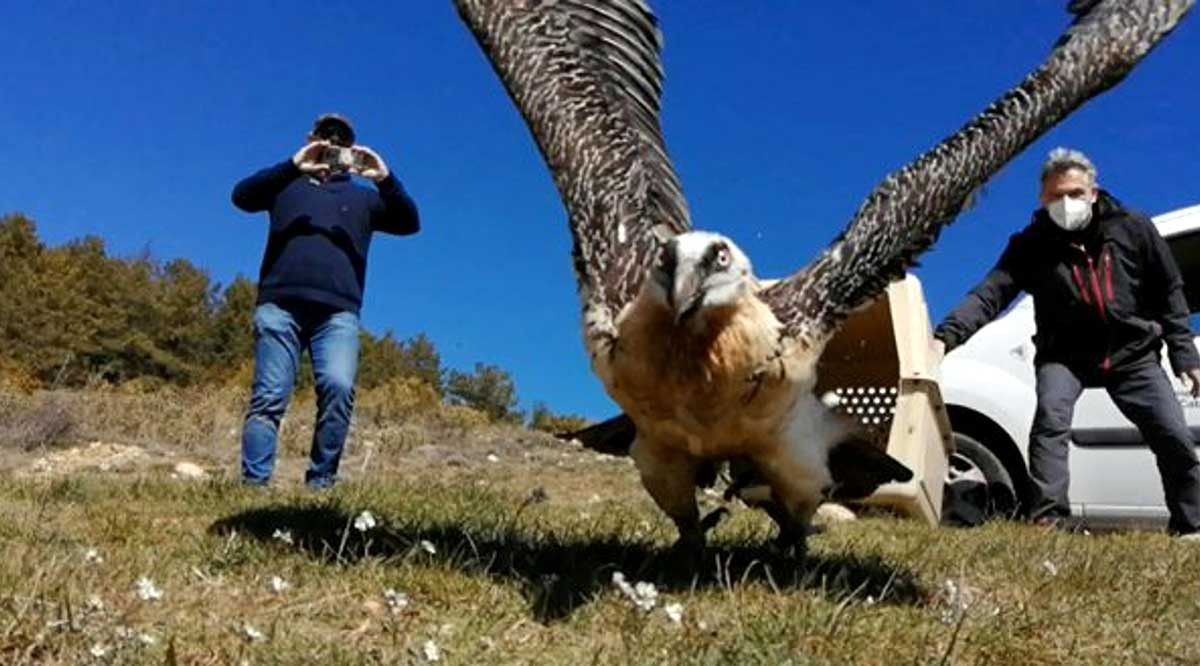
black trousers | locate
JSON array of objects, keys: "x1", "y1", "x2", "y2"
[{"x1": 1029, "y1": 359, "x2": 1200, "y2": 534}]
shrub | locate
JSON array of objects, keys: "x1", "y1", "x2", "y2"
[
  {"x1": 356, "y1": 376, "x2": 442, "y2": 425},
  {"x1": 528, "y1": 402, "x2": 591, "y2": 435},
  {"x1": 0, "y1": 357, "x2": 40, "y2": 394},
  {"x1": 0, "y1": 391, "x2": 78, "y2": 451}
]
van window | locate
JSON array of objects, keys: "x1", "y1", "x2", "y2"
[{"x1": 1165, "y1": 229, "x2": 1200, "y2": 329}]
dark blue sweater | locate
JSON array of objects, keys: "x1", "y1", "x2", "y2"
[{"x1": 232, "y1": 160, "x2": 419, "y2": 314}]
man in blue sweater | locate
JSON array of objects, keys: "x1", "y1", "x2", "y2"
[{"x1": 232, "y1": 113, "x2": 419, "y2": 488}]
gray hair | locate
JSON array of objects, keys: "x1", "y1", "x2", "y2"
[{"x1": 1040, "y1": 147, "x2": 1098, "y2": 185}]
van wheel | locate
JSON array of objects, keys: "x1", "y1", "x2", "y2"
[{"x1": 942, "y1": 433, "x2": 1018, "y2": 527}]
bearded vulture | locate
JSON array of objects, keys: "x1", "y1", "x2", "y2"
[{"x1": 454, "y1": 0, "x2": 1194, "y2": 556}]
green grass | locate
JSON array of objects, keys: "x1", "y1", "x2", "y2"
[{"x1": 3, "y1": 468, "x2": 1200, "y2": 665}]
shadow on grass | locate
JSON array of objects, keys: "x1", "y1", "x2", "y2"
[{"x1": 211, "y1": 504, "x2": 924, "y2": 622}]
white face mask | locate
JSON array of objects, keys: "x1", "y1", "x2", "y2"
[{"x1": 1046, "y1": 195, "x2": 1093, "y2": 231}]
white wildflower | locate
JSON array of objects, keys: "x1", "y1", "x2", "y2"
[
  {"x1": 270, "y1": 576, "x2": 290, "y2": 593},
  {"x1": 384, "y1": 588, "x2": 409, "y2": 613},
  {"x1": 271, "y1": 529, "x2": 294, "y2": 545},
  {"x1": 84, "y1": 547, "x2": 104, "y2": 564},
  {"x1": 486, "y1": 453, "x2": 500, "y2": 463},
  {"x1": 353, "y1": 511, "x2": 377, "y2": 532},
  {"x1": 938, "y1": 579, "x2": 974, "y2": 625},
  {"x1": 664, "y1": 602, "x2": 684, "y2": 625},
  {"x1": 635, "y1": 582, "x2": 658, "y2": 605},
  {"x1": 135, "y1": 577, "x2": 162, "y2": 601},
  {"x1": 612, "y1": 571, "x2": 658, "y2": 611},
  {"x1": 90, "y1": 643, "x2": 110, "y2": 658},
  {"x1": 419, "y1": 540, "x2": 437, "y2": 555},
  {"x1": 422, "y1": 639, "x2": 441, "y2": 662},
  {"x1": 137, "y1": 633, "x2": 157, "y2": 647},
  {"x1": 1042, "y1": 559, "x2": 1059, "y2": 576},
  {"x1": 242, "y1": 623, "x2": 265, "y2": 642}
]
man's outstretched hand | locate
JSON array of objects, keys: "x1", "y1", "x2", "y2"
[
  {"x1": 1179, "y1": 368, "x2": 1200, "y2": 399},
  {"x1": 352, "y1": 145, "x2": 390, "y2": 182}
]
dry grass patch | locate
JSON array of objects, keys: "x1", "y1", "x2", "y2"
[
  {"x1": 3, "y1": 472, "x2": 1200, "y2": 665},
  {"x1": 2, "y1": 387, "x2": 1199, "y2": 664}
]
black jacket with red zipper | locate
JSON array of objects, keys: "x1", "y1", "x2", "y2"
[{"x1": 934, "y1": 190, "x2": 1199, "y2": 381}]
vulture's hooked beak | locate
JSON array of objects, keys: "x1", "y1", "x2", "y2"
[
  {"x1": 671, "y1": 266, "x2": 704, "y2": 324},
  {"x1": 657, "y1": 240, "x2": 705, "y2": 324}
]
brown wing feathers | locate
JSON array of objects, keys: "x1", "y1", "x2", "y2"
[{"x1": 454, "y1": 0, "x2": 691, "y2": 315}]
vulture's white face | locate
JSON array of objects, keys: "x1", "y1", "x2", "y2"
[{"x1": 649, "y1": 231, "x2": 756, "y2": 324}]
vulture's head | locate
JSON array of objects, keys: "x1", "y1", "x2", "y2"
[{"x1": 650, "y1": 231, "x2": 756, "y2": 325}]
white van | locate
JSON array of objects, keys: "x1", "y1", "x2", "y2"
[{"x1": 939, "y1": 203, "x2": 1200, "y2": 527}]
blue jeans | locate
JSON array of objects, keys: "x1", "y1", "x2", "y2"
[{"x1": 241, "y1": 302, "x2": 360, "y2": 487}]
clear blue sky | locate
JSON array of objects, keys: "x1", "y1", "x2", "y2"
[{"x1": 2, "y1": 3, "x2": 1197, "y2": 419}]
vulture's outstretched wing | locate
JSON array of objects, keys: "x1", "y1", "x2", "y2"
[
  {"x1": 761, "y1": 0, "x2": 1193, "y2": 348},
  {"x1": 455, "y1": 0, "x2": 690, "y2": 319}
]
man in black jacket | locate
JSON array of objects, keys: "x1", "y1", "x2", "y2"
[
  {"x1": 933, "y1": 148, "x2": 1200, "y2": 536},
  {"x1": 232, "y1": 113, "x2": 419, "y2": 488}
]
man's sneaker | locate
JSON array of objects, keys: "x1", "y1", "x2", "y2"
[{"x1": 305, "y1": 477, "x2": 336, "y2": 491}]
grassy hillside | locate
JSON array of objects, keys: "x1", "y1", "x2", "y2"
[{"x1": 2, "y1": 389, "x2": 1199, "y2": 665}]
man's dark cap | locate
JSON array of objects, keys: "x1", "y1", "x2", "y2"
[{"x1": 312, "y1": 113, "x2": 355, "y2": 146}]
